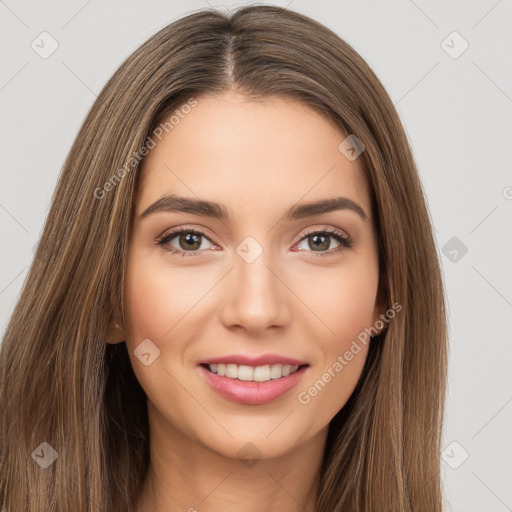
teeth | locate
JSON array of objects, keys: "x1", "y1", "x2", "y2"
[
  {"x1": 226, "y1": 364, "x2": 238, "y2": 379},
  {"x1": 253, "y1": 365, "x2": 269, "y2": 382},
  {"x1": 207, "y1": 363, "x2": 301, "y2": 381},
  {"x1": 270, "y1": 364, "x2": 283, "y2": 379}
]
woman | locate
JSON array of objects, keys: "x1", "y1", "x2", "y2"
[{"x1": 0, "y1": 5, "x2": 447, "y2": 511}]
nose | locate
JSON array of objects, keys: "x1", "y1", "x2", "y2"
[{"x1": 218, "y1": 248, "x2": 291, "y2": 335}]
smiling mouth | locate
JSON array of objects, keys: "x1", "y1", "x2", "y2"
[{"x1": 200, "y1": 363, "x2": 309, "y2": 382}]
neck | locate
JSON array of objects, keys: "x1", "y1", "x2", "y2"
[{"x1": 135, "y1": 401, "x2": 327, "y2": 512}]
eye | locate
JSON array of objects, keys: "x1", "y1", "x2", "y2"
[
  {"x1": 156, "y1": 228, "x2": 216, "y2": 256},
  {"x1": 294, "y1": 228, "x2": 352, "y2": 256},
  {"x1": 156, "y1": 226, "x2": 353, "y2": 257}
]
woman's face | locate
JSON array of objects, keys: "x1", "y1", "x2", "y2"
[{"x1": 121, "y1": 91, "x2": 383, "y2": 460}]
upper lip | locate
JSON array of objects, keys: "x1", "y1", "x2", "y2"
[{"x1": 200, "y1": 354, "x2": 309, "y2": 367}]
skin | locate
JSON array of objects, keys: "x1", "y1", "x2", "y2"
[{"x1": 107, "y1": 91, "x2": 385, "y2": 512}]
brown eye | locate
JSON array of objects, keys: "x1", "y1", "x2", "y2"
[
  {"x1": 176, "y1": 232, "x2": 203, "y2": 251},
  {"x1": 306, "y1": 234, "x2": 331, "y2": 251},
  {"x1": 295, "y1": 229, "x2": 352, "y2": 255},
  {"x1": 157, "y1": 228, "x2": 215, "y2": 256}
]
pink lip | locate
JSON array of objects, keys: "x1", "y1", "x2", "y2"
[
  {"x1": 199, "y1": 353, "x2": 308, "y2": 366},
  {"x1": 198, "y1": 364, "x2": 309, "y2": 405}
]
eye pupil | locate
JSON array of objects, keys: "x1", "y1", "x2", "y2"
[
  {"x1": 180, "y1": 232, "x2": 201, "y2": 250},
  {"x1": 310, "y1": 234, "x2": 329, "y2": 251}
]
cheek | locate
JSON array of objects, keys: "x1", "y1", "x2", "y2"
[
  {"x1": 122, "y1": 252, "x2": 201, "y2": 412},
  {"x1": 297, "y1": 260, "x2": 379, "y2": 343},
  {"x1": 123, "y1": 253, "x2": 202, "y2": 344},
  {"x1": 293, "y1": 258, "x2": 378, "y2": 418},
  {"x1": 297, "y1": 340, "x2": 369, "y2": 429},
  {"x1": 124, "y1": 270, "x2": 169, "y2": 344},
  {"x1": 122, "y1": 250, "x2": 219, "y2": 395}
]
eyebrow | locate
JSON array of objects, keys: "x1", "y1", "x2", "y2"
[{"x1": 139, "y1": 194, "x2": 369, "y2": 223}]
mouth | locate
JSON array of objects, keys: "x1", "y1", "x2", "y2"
[
  {"x1": 200, "y1": 362, "x2": 307, "y2": 382},
  {"x1": 197, "y1": 360, "x2": 310, "y2": 405}
]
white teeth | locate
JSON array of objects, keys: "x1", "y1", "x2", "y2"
[
  {"x1": 253, "y1": 365, "x2": 270, "y2": 382},
  {"x1": 237, "y1": 365, "x2": 254, "y2": 381},
  {"x1": 207, "y1": 363, "x2": 302, "y2": 381},
  {"x1": 270, "y1": 364, "x2": 283, "y2": 379},
  {"x1": 226, "y1": 364, "x2": 238, "y2": 378}
]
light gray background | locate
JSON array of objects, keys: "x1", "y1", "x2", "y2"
[{"x1": 1, "y1": 1, "x2": 511, "y2": 511}]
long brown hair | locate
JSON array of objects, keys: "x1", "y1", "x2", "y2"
[{"x1": 0, "y1": 5, "x2": 447, "y2": 511}]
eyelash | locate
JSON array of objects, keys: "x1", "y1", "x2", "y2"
[{"x1": 156, "y1": 226, "x2": 353, "y2": 258}]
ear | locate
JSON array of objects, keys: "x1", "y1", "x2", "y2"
[{"x1": 106, "y1": 317, "x2": 125, "y2": 344}]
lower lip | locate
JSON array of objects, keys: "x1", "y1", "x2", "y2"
[{"x1": 198, "y1": 365, "x2": 308, "y2": 405}]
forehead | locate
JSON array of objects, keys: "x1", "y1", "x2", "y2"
[{"x1": 136, "y1": 92, "x2": 370, "y2": 221}]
